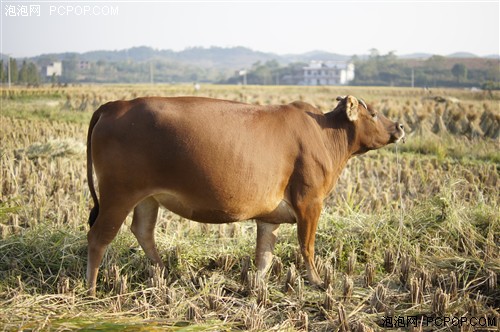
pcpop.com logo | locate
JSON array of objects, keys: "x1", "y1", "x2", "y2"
[{"x1": 49, "y1": 5, "x2": 119, "y2": 16}]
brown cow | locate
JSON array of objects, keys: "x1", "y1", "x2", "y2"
[{"x1": 86, "y1": 95, "x2": 405, "y2": 296}]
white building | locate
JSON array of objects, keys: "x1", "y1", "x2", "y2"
[
  {"x1": 46, "y1": 62, "x2": 62, "y2": 77},
  {"x1": 303, "y1": 61, "x2": 354, "y2": 85}
]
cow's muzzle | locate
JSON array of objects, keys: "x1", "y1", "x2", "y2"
[{"x1": 394, "y1": 122, "x2": 406, "y2": 143}]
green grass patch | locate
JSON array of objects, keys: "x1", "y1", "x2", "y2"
[
  {"x1": 399, "y1": 135, "x2": 500, "y2": 163},
  {"x1": 1, "y1": 99, "x2": 92, "y2": 124}
]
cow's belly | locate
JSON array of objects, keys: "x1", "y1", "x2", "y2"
[
  {"x1": 152, "y1": 193, "x2": 296, "y2": 224},
  {"x1": 255, "y1": 200, "x2": 297, "y2": 224}
]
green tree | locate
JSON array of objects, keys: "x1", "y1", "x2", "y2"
[
  {"x1": 248, "y1": 60, "x2": 279, "y2": 85},
  {"x1": 19, "y1": 60, "x2": 29, "y2": 84},
  {"x1": 384, "y1": 51, "x2": 398, "y2": 63},
  {"x1": 10, "y1": 58, "x2": 19, "y2": 84},
  {"x1": 451, "y1": 63, "x2": 467, "y2": 83},
  {"x1": 27, "y1": 63, "x2": 40, "y2": 84},
  {"x1": 426, "y1": 55, "x2": 446, "y2": 69},
  {"x1": 369, "y1": 48, "x2": 380, "y2": 59},
  {"x1": 62, "y1": 54, "x2": 78, "y2": 82},
  {"x1": 0, "y1": 60, "x2": 4, "y2": 83},
  {"x1": 424, "y1": 55, "x2": 447, "y2": 86}
]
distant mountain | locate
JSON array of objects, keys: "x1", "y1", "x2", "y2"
[
  {"x1": 29, "y1": 46, "x2": 355, "y2": 71},
  {"x1": 174, "y1": 46, "x2": 282, "y2": 69},
  {"x1": 388, "y1": 52, "x2": 489, "y2": 59},
  {"x1": 399, "y1": 53, "x2": 433, "y2": 59},
  {"x1": 283, "y1": 50, "x2": 351, "y2": 63},
  {"x1": 24, "y1": 46, "x2": 498, "y2": 70},
  {"x1": 32, "y1": 46, "x2": 284, "y2": 70},
  {"x1": 447, "y1": 52, "x2": 479, "y2": 58},
  {"x1": 83, "y1": 46, "x2": 168, "y2": 62}
]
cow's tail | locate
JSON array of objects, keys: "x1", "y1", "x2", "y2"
[{"x1": 87, "y1": 106, "x2": 103, "y2": 228}]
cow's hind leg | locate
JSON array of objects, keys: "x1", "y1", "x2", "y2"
[
  {"x1": 255, "y1": 221, "x2": 280, "y2": 276},
  {"x1": 130, "y1": 197, "x2": 164, "y2": 268},
  {"x1": 87, "y1": 196, "x2": 136, "y2": 296}
]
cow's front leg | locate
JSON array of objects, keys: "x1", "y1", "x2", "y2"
[
  {"x1": 295, "y1": 199, "x2": 323, "y2": 287},
  {"x1": 255, "y1": 221, "x2": 280, "y2": 276}
]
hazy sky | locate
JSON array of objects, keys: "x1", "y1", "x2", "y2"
[{"x1": 2, "y1": 1, "x2": 499, "y2": 58}]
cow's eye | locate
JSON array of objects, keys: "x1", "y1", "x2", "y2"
[{"x1": 371, "y1": 113, "x2": 378, "y2": 119}]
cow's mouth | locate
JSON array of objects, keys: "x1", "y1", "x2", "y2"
[
  {"x1": 394, "y1": 132, "x2": 406, "y2": 144},
  {"x1": 393, "y1": 123, "x2": 405, "y2": 144}
]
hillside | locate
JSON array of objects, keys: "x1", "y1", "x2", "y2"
[{"x1": 32, "y1": 46, "x2": 282, "y2": 70}]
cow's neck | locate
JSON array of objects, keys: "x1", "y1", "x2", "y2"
[
  {"x1": 320, "y1": 110, "x2": 355, "y2": 193},
  {"x1": 323, "y1": 110, "x2": 353, "y2": 161}
]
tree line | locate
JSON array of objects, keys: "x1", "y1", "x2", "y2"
[
  {"x1": 1, "y1": 52, "x2": 498, "y2": 89},
  {"x1": 1, "y1": 59, "x2": 41, "y2": 85},
  {"x1": 221, "y1": 52, "x2": 499, "y2": 89},
  {"x1": 351, "y1": 50, "x2": 498, "y2": 88}
]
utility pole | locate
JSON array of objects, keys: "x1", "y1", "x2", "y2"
[
  {"x1": 7, "y1": 54, "x2": 11, "y2": 89},
  {"x1": 239, "y1": 70, "x2": 247, "y2": 85},
  {"x1": 150, "y1": 61, "x2": 154, "y2": 84}
]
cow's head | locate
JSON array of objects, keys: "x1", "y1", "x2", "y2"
[{"x1": 335, "y1": 95, "x2": 405, "y2": 155}]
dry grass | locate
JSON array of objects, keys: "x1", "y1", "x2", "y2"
[{"x1": 1, "y1": 84, "x2": 499, "y2": 331}]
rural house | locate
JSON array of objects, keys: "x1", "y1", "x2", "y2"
[
  {"x1": 46, "y1": 62, "x2": 62, "y2": 77},
  {"x1": 302, "y1": 61, "x2": 354, "y2": 85}
]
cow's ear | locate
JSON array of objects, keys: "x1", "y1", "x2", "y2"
[{"x1": 345, "y1": 95, "x2": 359, "y2": 121}]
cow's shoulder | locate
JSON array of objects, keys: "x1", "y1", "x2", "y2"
[
  {"x1": 288, "y1": 100, "x2": 320, "y2": 112},
  {"x1": 281, "y1": 101, "x2": 325, "y2": 129}
]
